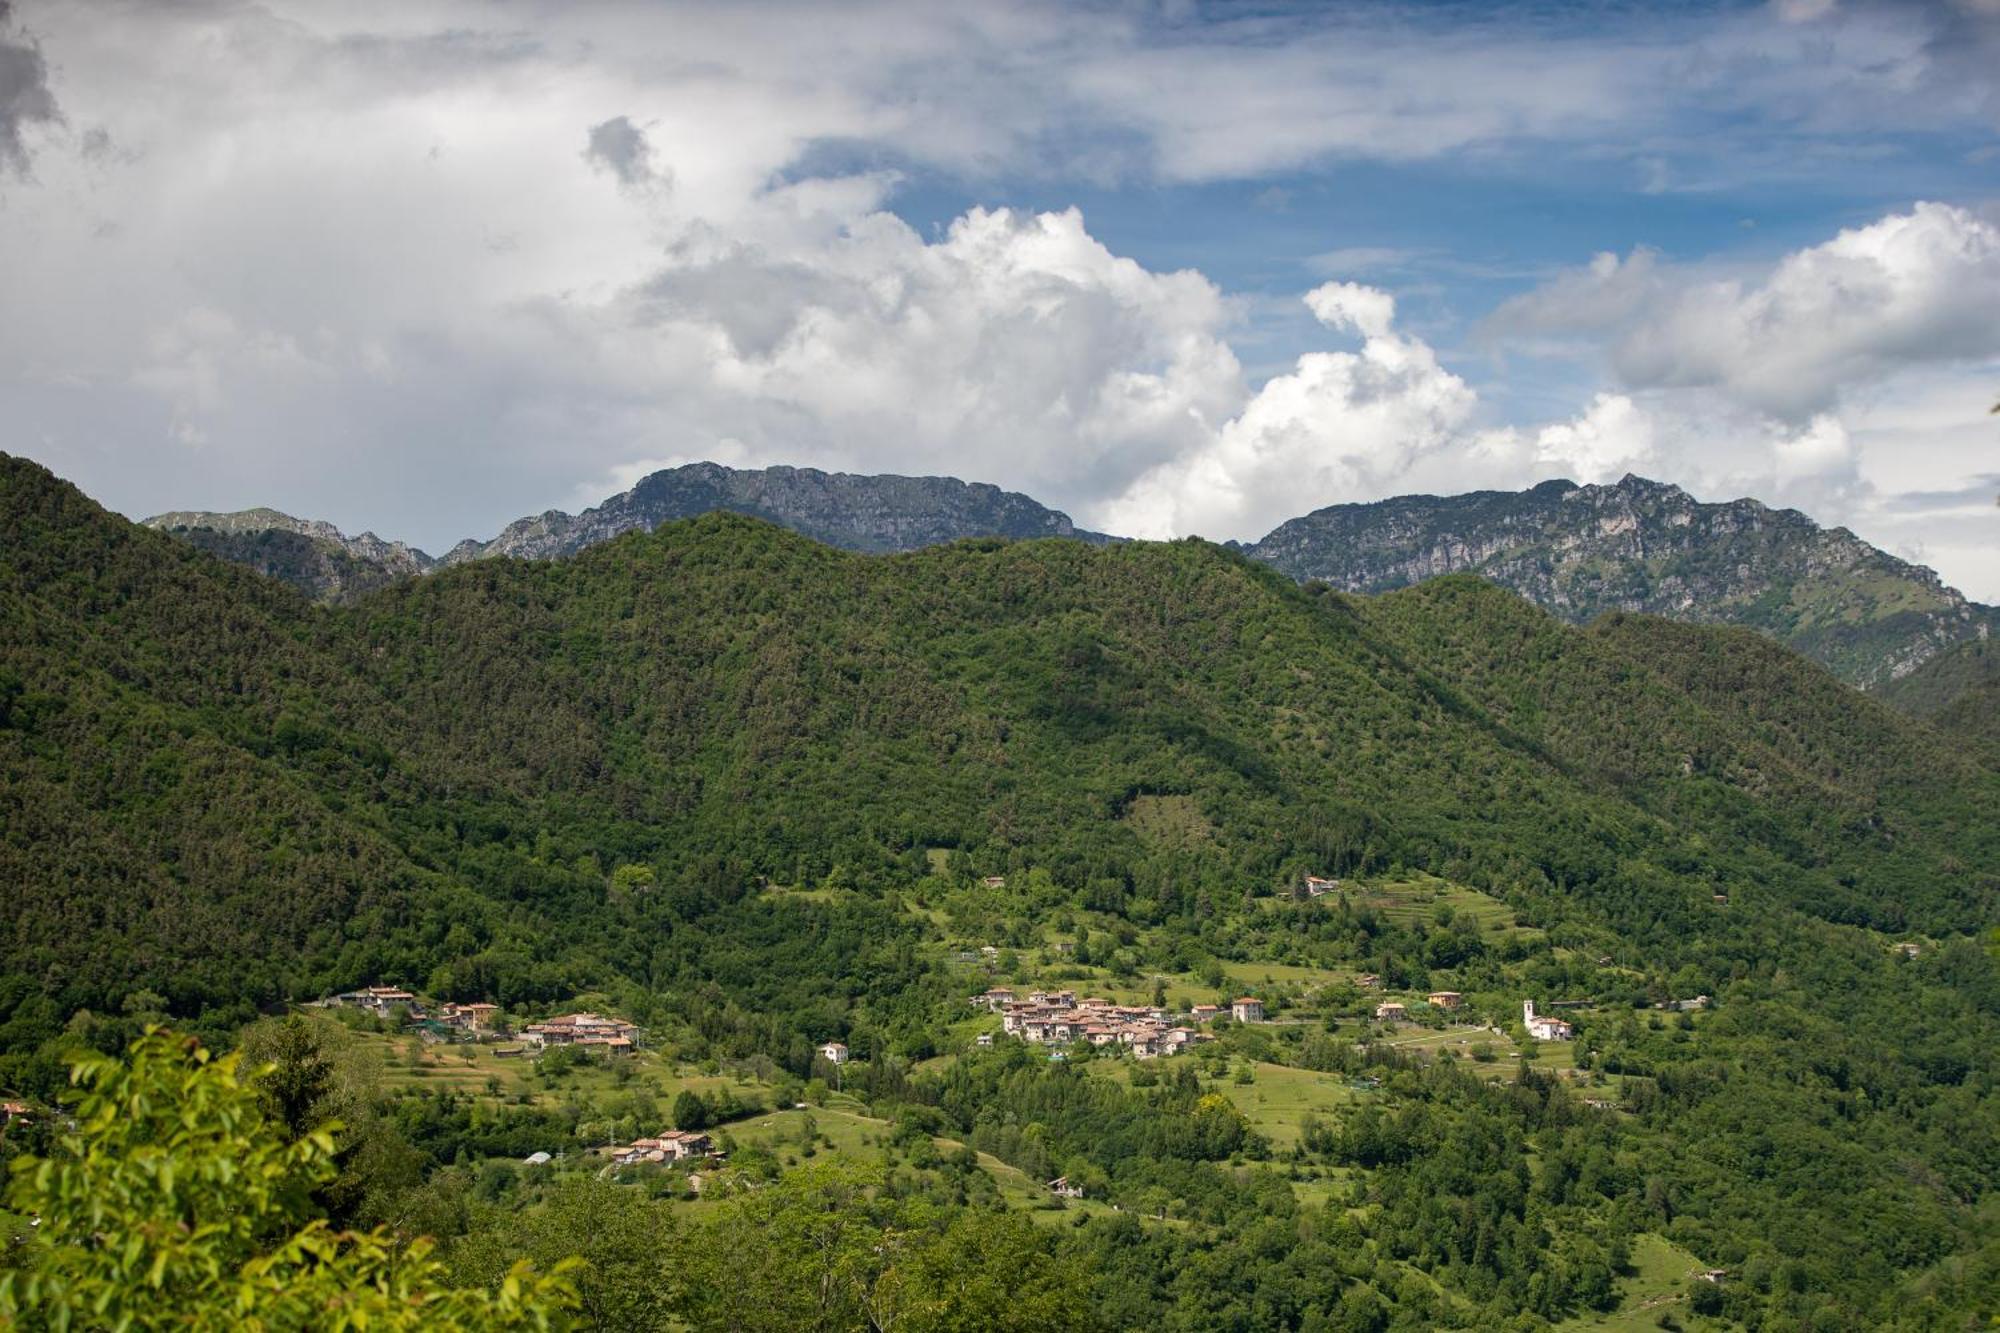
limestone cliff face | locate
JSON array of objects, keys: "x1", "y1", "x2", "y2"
[
  {"x1": 437, "y1": 462, "x2": 1109, "y2": 565},
  {"x1": 142, "y1": 508, "x2": 434, "y2": 604},
  {"x1": 1243, "y1": 475, "x2": 1993, "y2": 687}
]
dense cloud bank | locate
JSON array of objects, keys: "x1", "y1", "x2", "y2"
[{"x1": 0, "y1": 0, "x2": 1994, "y2": 594}]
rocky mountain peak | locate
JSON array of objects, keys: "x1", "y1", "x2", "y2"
[
  {"x1": 438, "y1": 461, "x2": 1107, "y2": 565},
  {"x1": 1245, "y1": 476, "x2": 1992, "y2": 688}
]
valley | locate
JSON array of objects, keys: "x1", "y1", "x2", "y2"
[{"x1": 3, "y1": 452, "x2": 1996, "y2": 1331}]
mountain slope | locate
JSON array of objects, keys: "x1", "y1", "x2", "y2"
[
  {"x1": 437, "y1": 461, "x2": 1112, "y2": 565},
  {"x1": 144, "y1": 507, "x2": 434, "y2": 604},
  {"x1": 1244, "y1": 474, "x2": 1994, "y2": 688},
  {"x1": 1875, "y1": 635, "x2": 2000, "y2": 749},
  {"x1": 9, "y1": 453, "x2": 1997, "y2": 1331},
  {"x1": 7, "y1": 476, "x2": 435, "y2": 1008},
  {"x1": 6, "y1": 451, "x2": 1993, "y2": 1013}
]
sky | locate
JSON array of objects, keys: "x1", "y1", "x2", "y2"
[{"x1": 1, "y1": 0, "x2": 1997, "y2": 597}]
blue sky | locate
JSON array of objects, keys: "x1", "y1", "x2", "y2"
[{"x1": 1, "y1": 0, "x2": 1996, "y2": 594}]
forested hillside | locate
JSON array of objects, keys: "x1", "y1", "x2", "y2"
[
  {"x1": 143, "y1": 467, "x2": 1994, "y2": 723},
  {"x1": 3, "y1": 451, "x2": 1997, "y2": 1330},
  {"x1": 1877, "y1": 637, "x2": 2000, "y2": 749},
  {"x1": 10, "y1": 452, "x2": 1992, "y2": 1011}
]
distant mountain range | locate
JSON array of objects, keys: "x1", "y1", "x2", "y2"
[
  {"x1": 146, "y1": 463, "x2": 1107, "y2": 602},
  {"x1": 145, "y1": 463, "x2": 1992, "y2": 706}
]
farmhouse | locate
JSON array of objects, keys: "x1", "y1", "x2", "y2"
[
  {"x1": 1523, "y1": 1000, "x2": 1573, "y2": 1041},
  {"x1": 1230, "y1": 997, "x2": 1265, "y2": 1024},
  {"x1": 820, "y1": 1041, "x2": 850, "y2": 1065},
  {"x1": 1303, "y1": 875, "x2": 1341, "y2": 897},
  {"x1": 1354, "y1": 974, "x2": 1381, "y2": 989},
  {"x1": 1374, "y1": 1001, "x2": 1407, "y2": 1022},
  {"x1": 1427, "y1": 991, "x2": 1463, "y2": 1010},
  {"x1": 613, "y1": 1130, "x2": 716, "y2": 1166},
  {"x1": 439, "y1": 1002, "x2": 501, "y2": 1031},
  {"x1": 329, "y1": 985, "x2": 419, "y2": 1015},
  {"x1": 1048, "y1": 1176, "x2": 1084, "y2": 1199},
  {"x1": 969, "y1": 987, "x2": 1015, "y2": 1011}
]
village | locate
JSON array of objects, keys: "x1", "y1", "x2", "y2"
[
  {"x1": 188, "y1": 870, "x2": 1742, "y2": 1331},
  {"x1": 972, "y1": 979, "x2": 1601, "y2": 1055},
  {"x1": 970, "y1": 986, "x2": 1260, "y2": 1058},
  {"x1": 308, "y1": 904, "x2": 1717, "y2": 1222},
  {"x1": 315, "y1": 987, "x2": 711, "y2": 1169},
  {"x1": 319, "y1": 986, "x2": 642, "y2": 1053}
]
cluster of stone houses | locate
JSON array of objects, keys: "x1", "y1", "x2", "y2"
[
  {"x1": 317, "y1": 988, "x2": 648, "y2": 1055},
  {"x1": 610, "y1": 1129, "x2": 716, "y2": 1166},
  {"x1": 520, "y1": 1012, "x2": 639, "y2": 1053},
  {"x1": 323, "y1": 988, "x2": 497, "y2": 1033},
  {"x1": 972, "y1": 987, "x2": 1261, "y2": 1058}
]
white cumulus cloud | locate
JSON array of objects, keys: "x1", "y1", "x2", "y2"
[
  {"x1": 1102, "y1": 281, "x2": 1474, "y2": 538},
  {"x1": 0, "y1": 1, "x2": 1994, "y2": 599},
  {"x1": 1493, "y1": 202, "x2": 2000, "y2": 419}
]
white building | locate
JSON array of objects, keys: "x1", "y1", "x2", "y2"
[
  {"x1": 1523, "y1": 1000, "x2": 1573, "y2": 1041},
  {"x1": 820, "y1": 1040, "x2": 849, "y2": 1065}
]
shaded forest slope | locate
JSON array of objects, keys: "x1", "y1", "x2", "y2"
[{"x1": 2, "y1": 453, "x2": 1993, "y2": 1019}]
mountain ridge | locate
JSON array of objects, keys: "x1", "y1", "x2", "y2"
[
  {"x1": 437, "y1": 461, "x2": 1114, "y2": 565},
  {"x1": 139, "y1": 461, "x2": 1992, "y2": 698},
  {"x1": 1243, "y1": 472, "x2": 1994, "y2": 689},
  {"x1": 143, "y1": 507, "x2": 436, "y2": 605}
]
